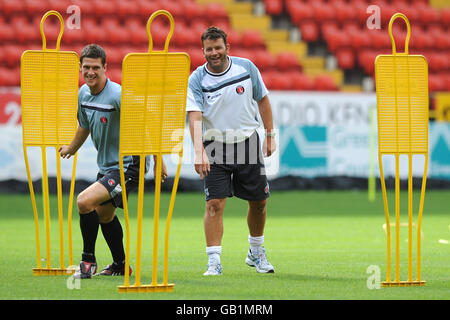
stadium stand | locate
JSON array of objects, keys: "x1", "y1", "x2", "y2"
[{"x1": 0, "y1": 0, "x2": 449, "y2": 93}]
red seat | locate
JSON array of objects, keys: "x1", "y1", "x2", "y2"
[
  {"x1": 107, "y1": 68, "x2": 122, "y2": 84},
  {"x1": 106, "y1": 24, "x2": 130, "y2": 45},
  {"x1": 93, "y1": 0, "x2": 117, "y2": 18},
  {"x1": 188, "y1": 49, "x2": 205, "y2": 70},
  {"x1": 172, "y1": 22, "x2": 197, "y2": 48},
  {"x1": 116, "y1": 0, "x2": 140, "y2": 19},
  {"x1": 24, "y1": 0, "x2": 49, "y2": 17},
  {"x1": 2, "y1": 0, "x2": 25, "y2": 16},
  {"x1": 3, "y1": 45, "x2": 23, "y2": 68},
  {"x1": 226, "y1": 30, "x2": 242, "y2": 47},
  {"x1": 358, "y1": 50, "x2": 378, "y2": 75},
  {"x1": 419, "y1": 5, "x2": 441, "y2": 26},
  {"x1": 428, "y1": 74, "x2": 446, "y2": 93},
  {"x1": 267, "y1": 71, "x2": 292, "y2": 90},
  {"x1": 157, "y1": 0, "x2": 185, "y2": 19},
  {"x1": 204, "y1": 3, "x2": 229, "y2": 22},
  {"x1": 264, "y1": 0, "x2": 283, "y2": 15},
  {"x1": 314, "y1": 75, "x2": 337, "y2": 91},
  {"x1": 299, "y1": 22, "x2": 318, "y2": 42},
  {"x1": 15, "y1": 23, "x2": 40, "y2": 44},
  {"x1": 288, "y1": 72, "x2": 315, "y2": 91},
  {"x1": 71, "y1": 0, "x2": 94, "y2": 13},
  {"x1": 287, "y1": 1, "x2": 314, "y2": 25},
  {"x1": 240, "y1": 30, "x2": 265, "y2": 49},
  {"x1": 253, "y1": 50, "x2": 277, "y2": 71},
  {"x1": 276, "y1": 52, "x2": 301, "y2": 71},
  {"x1": 442, "y1": 9, "x2": 450, "y2": 27},
  {"x1": 183, "y1": 1, "x2": 205, "y2": 21},
  {"x1": 0, "y1": 23, "x2": 16, "y2": 42},
  {"x1": 313, "y1": 2, "x2": 335, "y2": 23},
  {"x1": 102, "y1": 46, "x2": 122, "y2": 66},
  {"x1": 336, "y1": 49, "x2": 355, "y2": 70},
  {"x1": 428, "y1": 53, "x2": 449, "y2": 73},
  {"x1": 333, "y1": 1, "x2": 356, "y2": 24},
  {"x1": 351, "y1": 29, "x2": 371, "y2": 51},
  {"x1": 326, "y1": 30, "x2": 350, "y2": 53},
  {"x1": 47, "y1": 0, "x2": 71, "y2": 13},
  {"x1": 369, "y1": 30, "x2": 390, "y2": 50}
]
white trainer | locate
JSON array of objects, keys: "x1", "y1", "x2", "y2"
[
  {"x1": 245, "y1": 247, "x2": 275, "y2": 273},
  {"x1": 203, "y1": 262, "x2": 223, "y2": 276}
]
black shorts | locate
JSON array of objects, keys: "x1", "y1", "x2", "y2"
[
  {"x1": 97, "y1": 170, "x2": 139, "y2": 209},
  {"x1": 203, "y1": 132, "x2": 270, "y2": 201}
]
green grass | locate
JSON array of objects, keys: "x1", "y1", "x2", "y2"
[{"x1": 0, "y1": 190, "x2": 449, "y2": 300}]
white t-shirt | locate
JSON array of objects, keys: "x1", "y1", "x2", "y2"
[{"x1": 186, "y1": 56, "x2": 269, "y2": 143}]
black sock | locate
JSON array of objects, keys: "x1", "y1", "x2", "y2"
[
  {"x1": 100, "y1": 215, "x2": 125, "y2": 265},
  {"x1": 79, "y1": 210, "x2": 99, "y2": 262}
]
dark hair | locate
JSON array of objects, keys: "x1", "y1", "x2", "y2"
[
  {"x1": 201, "y1": 26, "x2": 227, "y2": 45},
  {"x1": 80, "y1": 44, "x2": 106, "y2": 65}
]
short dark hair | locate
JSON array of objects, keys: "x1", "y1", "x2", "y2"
[
  {"x1": 80, "y1": 44, "x2": 106, "y2": 65},
  {"x1": 201, "y1": 26, "x2": 227, "y2": 45}
]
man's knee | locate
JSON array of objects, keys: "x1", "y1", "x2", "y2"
[
  {"x1": 77, "y1": 193, "x2": 95, "y2": 214},
  {"x1": 249, "y1": 199, "x2": 267, "y2": 213},
  {"x1": 206, "y1": 199, "x2": 225, "y2": 217}
]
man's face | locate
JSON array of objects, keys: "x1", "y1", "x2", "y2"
[
  {"x1": 202, "y1": 38, "x2": 230, "y2": 73},
  {"x1": 81, "y1": 57, "x2": 106, "y2": 89}
]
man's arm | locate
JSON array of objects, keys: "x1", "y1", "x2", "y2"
[
  {"x1": 258, "y1": 95, "x2": 276, "y2": 157},
  {"x1": 188, "y1": 111, "x2": 210, "y2": 179},
  {"x1": 59, "y1": 126, "x2": 90, "y2": 159}
]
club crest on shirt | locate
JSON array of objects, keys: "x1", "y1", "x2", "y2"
[
  {"x1": 100, "y1": 116, "x2": 108, "y2": 124},
  {"x1": 108, "y1": 179, "x2": 115, "y2": 186},
  {"x1": 236, "y1": 85, "x2": 245, "y2": 95}
]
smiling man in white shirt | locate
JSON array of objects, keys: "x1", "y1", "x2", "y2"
[{"x1": 186, "y1": 27, "x2": 276, "y2": 276}]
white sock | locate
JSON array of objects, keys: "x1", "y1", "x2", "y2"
[
  {"x1": 206, "y1": 246, "x2": 221, "y2": 265},
  {"x1": 248, "y1": 235, "x2": 264, "y2": 254}
]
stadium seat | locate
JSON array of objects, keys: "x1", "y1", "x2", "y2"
[
  {"x1": 71, "y1": 0, "x2": 94, "y2": 14},
  {"x1": 287, "y1": 1, "x2": 314, "y2": 25},
  {"x1": 326, "y1": 30, "x2": 350, "y2": 53},
  {"x1": 240, "y1": 30, "x2": 265, "y2": 49},
  {"x1": 276, "y1": 52, "x2": 301, "y2": 71},
  {"x1": 442, "y1": 9, "x2": 450, "y2": 28},
  {"x1": 136, "y1": 0, "x2": 159, "y2": 20},
  {"x1": 314, "y1": 75, "x2": 338, "y2": 91},
  {"x1": 312, "y1": 2, "x2": 335, "y2": 23},
  {"x1": 333, "y1": 1, "x2": 356, "y2": 24},
  {"x1": 182, "y1": 1, "x2": 205, "y2": 22},
  {"x1": 299, "y1": 22, "x2": 319, "y2": 42},
  {"x1": 288, "y1": 72, "x2": 315, "y2": 91},
  {"x1": 93, "y1": 0, "x2": 117, "y2": 19},
  {"x1": 226, "y1": 30, "x2": 242, "y2": 47},
  {"x1": 2, "y1": 0, "x2": 26, "y2": 16},
  {"x1": 3, "y1": 45, "x2": 23, "y2": 68},
  {"x1": 253, "y1": 50, "x2": 277, "y2": 71},
  {"x1": 204, "y1": 3, "x2": 229, "y2": 23},
  {"x1": 116, "y1": 0, "x2": 140, "y2": 19},
  {"x1": 263, "y1": 71, "x2": 292, "y2": 90},
  {"x1": 47, "y1": 0, "x2": 72, "y2": 13},
  {"x1": 336, "y1": 49, "x2": 355, "y2": 70},
  {"x1": 24, "y1": 0, "x2": 49, "y2": 17},
  {"x1": 0, "y1": 23, "x2": 16, "y2": 42},
  {"x1": 264, "y1": 0, "x2": 283, "y2": 16},
  {"x1": 187, "y1": 49, "x2": 205, "y2": 70}
]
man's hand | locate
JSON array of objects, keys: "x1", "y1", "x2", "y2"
[
  {"x1": 262, "y1": 136, "x2": 276, "y2": 157},
  {"x1": 153, "y1": 156, "x2": 168, "y2": 182},
  {"x1": 195, "y1": 149, "x2": 210, "y2": 179},
  {"x1": 59, "y1": 145, "x2": 75, "y2": 159}
]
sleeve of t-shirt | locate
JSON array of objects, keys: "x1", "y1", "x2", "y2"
[
  {"x1": 77, "y1": 87, "x2": 89, "y2": 129},
  {"x1": 247, "y1": 60, "x2": 269, "y2": 102},
  {"x1": 186, "y1": 70, "x2": 204, "y2": 113}
]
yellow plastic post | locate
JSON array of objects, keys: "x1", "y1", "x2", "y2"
[
  {"x1": 375, "y1": 13, "x2": 429, "y2": 287},
  {"x1": 117, "y1": 10, "x2": 190, "y2": 293},
  {"x1": 21, "y1": 10, "x2": 79, "y2": 275}
]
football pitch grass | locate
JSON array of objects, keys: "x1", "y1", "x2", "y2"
[{"x1": 0, "y1": 190, "x2": 448, "y2": 300}]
